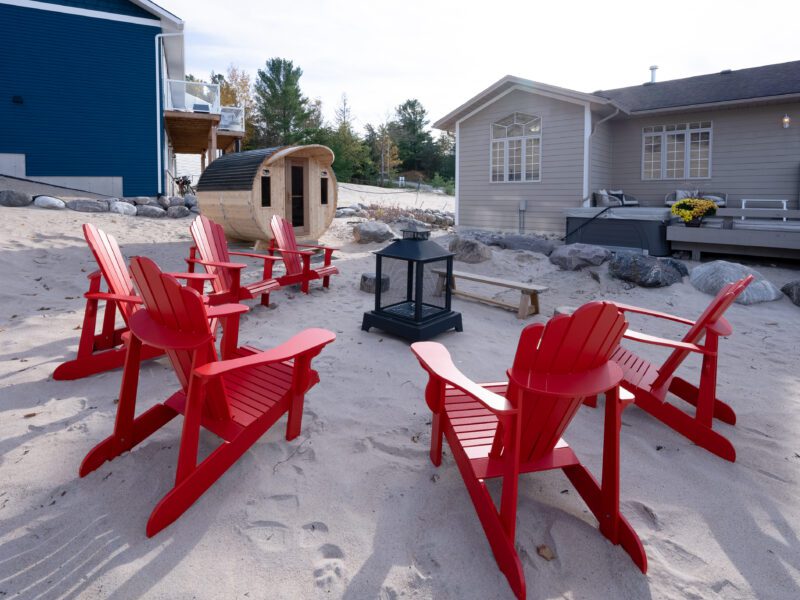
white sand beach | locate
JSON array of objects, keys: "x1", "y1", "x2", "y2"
[{"x1": 1, "y1": 199, "x2": 800, "y2": 600}]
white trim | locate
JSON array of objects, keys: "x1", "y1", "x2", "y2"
[
  {"x1": 582, "y1": 105, "x2": 590, "y2": 199},
  {"x1": 0, "y1": 0, "x2": 161, "y2": 27},
  {"x1": 131, "y1": 0, "x2": 182, "y2": 29},
  {"x1": 455, "y1": 122, "x2": 460, "y2": 226},
  {"x1": 455, "y1": 87, "x2": 517, "y2": 127}
]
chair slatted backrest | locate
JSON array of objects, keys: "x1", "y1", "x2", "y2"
[
  {"x1": 190, "y1": 216, "x2": 234, "y2": 294},
  {"x1": 508, "y1": 302, "x2": 627, "y2": 463},
  {"x1": 83, "y1": 224, "x2": 138, "y2": 323},
  {"x1": 269, "y1": 215, "x2": 302, "y2": 276},
  {"x1": 653, "y1": 275, "x2": 753, "y2": 388}
]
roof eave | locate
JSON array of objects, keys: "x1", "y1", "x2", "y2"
[
  {"x1": 625, "y1": 92, "x2": 800, "y2": 116},
  {"x1": 130, "y1": 0, "x2": 183, "y2": 30}
]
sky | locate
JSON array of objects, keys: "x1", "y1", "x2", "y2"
[{"x1": 161, "y1": 0, "x2": 799, "y2": 133}]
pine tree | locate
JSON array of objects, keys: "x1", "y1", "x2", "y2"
[{"x1": 253, "y1": 58, "x2": 312, "y2": 147}]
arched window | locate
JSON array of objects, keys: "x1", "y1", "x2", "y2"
[{"x1": 490, "y1": 113, "x2": 541, "y2": 182}]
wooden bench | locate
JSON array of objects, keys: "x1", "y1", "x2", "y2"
[{"x1": 433, "y1": 269, "x2": 547, "y2": 319}]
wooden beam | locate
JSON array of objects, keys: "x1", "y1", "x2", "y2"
[{"x1": 209, "y1": 124, "x2": 217, "y2": 165}]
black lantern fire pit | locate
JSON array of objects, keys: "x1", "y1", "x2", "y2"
[{"x1": 361, "y1": 226, "x2": 462, "y2": 341}]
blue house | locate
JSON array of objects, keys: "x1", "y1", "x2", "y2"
[{"x1": 0, "y1": 0, "x2": 244, "y2": 197}]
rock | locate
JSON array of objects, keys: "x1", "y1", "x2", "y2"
[
  {"x1": 336, "y1": 207, "x2": 357, "y2": 218},
  {"x1": 659, "y1": 257, "x2": 689, "y2": 277},
  {"x1": 449, "y1": 236, "x2": 492, "y2": 263},
  {"x1": 109, "y1": 201, "x2": 137, "y2": 216},
  {"x1": 781, "y1": 281, "x2": 800, "y2": 306},
  {"x1": 157, "y1": 196, "x2": 172, "y2": 209},
  {"x1": 167, "y1": 196, "x2": 185, "y2": 207},
  {"x1": 183, "y1": 194, "x2": 197, "y2": 207},
  {"x1": 608, "y1": 252, "x2": 682, "y2": 288},
  {"x1": 549, "y1": 243, "x2": 611, "y2": 271},
  {"x1": 167, "y1": 205, "x2": 191, "y2": 218},
  {"x1": 460, "y1": 229, "x2": 555, "y2": 255},
  {"x1": 359, "y1": 273, "x2": 390, "y2": 294},
  {"x1": 689, "y1": 260, "x2": 783, "y2": 305},
  {"x1": 136, "y1": 205, "x2": 166, "y2": 218},
  {"x1": 65, "y1": 198, "x2": 109, "y2": 213},
  {"x1": 355, "y1": 210, "x2": 369, "y2": 218},
  {"x1": 33, "y1": 195, "x2": 66, "y2": 210},
  {"x1": 394, "y1": 216, "x2": 429, "y2": 230},
  {"x1": 0, "y1": 190, "x2": 33, "y2": 207},
  {"x1": 190, "y1": 205, "x2": 201, "y2": 214},
  {"x1": 554, "y1": 306, "x2": 577, "y2": 316},
  {"x1": 133, "y1": 196, "x2": 158, "y2": 206},
  {"x1": 118, "y1": 197, "x2": 137, "y2": 204},
  {"x1": 353, "y1": 221, "x2": 395, "y2": 244}
]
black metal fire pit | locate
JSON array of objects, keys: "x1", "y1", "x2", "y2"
[{"x1": 361, "y1": 226, "x2": 462, "y2": 341}]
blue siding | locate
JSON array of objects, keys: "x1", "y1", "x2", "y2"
[
  {"x1": 0, "y1": 4, "x2": 160, "y2": 196},
  {"x1": 41, "y1": 0, "x2": 155, "y2": 19}
]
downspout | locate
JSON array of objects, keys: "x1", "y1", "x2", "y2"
[
  {"x1": 154, "y1": 32, "x2": 183, "y2": 197},
  {"x1": 584, "y1": 107, "x2": 620, "y2": 205}
]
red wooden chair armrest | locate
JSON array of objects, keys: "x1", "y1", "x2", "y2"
[
  {"x1": 194, "y1": 328, "x2": 336, "y2": 379},
  {"x1": 613, "y1": 302, "x2": 695, "y2": 327},
  {"x1": 84, "y1": 291, "x2": 142, "y2": 304},
  {"x1": 168, "y1": 272, "x2": 217, "y2": 281},
  {"x1": 272, "y1": 247, "x2": 314, "y2": 257},
  {"x1": 297, "y1": 243, "x2": 339, "y2": 252},
  {"x1": 228, "y1": 251, "x2": 282, "y2": 262},
  {"x1": 87, "y1": 269, "x2": 102, "y2": 281},
  {"x1": 707, "y1": 317, "x2": 733, "y2": 337},
  {"x1": 507, "y1": 362, "x2": 623, "y2": 398},
  {"x1": 410, "y1": 342, "x2": 514, "y2": 414},
  {"x1": 205, "y1": 303, "x2": 249, "y2": 319},
  {"x1": 623, "y1": 329, "x2": 711, "y2": 354},
  {"x1": 192, "y1": 259, "x2": 247, "y2": 270}
]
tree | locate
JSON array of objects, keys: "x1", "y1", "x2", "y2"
[
  {"x1": 253, "y1": 58, "x2": 312, "y2": 147},
  {"x1": 391, "y1": 99, "x2": 434, "y2": 173},
  {"x1": 365, "y1": 121, "x2": 401, "y2": 184}
]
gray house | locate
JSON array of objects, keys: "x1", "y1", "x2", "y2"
[{"x1": 435, "y1": 60, "x2": 800, "y2": 234}]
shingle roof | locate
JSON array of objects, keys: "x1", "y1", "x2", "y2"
[
  {"x1": 196, "y1": 147, "x2": 282, "y2": 192},
  {"x1": 595, "y1": 60, "x2": 800, "y2": 112}
]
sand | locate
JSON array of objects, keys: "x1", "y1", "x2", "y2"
[{"x1": 1, "y1": 196, "x2": 799, "y2": 600}]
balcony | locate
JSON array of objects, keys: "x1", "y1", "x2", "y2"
[{"x1": 163, "y1": 79, "x2": 245, "y2": 155}]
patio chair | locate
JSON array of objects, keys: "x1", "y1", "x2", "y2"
[
  {"x1": 665, "y1": 190, "x2": 727, "y2": 207},
  {"x1": 593, "y1": 189, "x2": 639, "y2": 207},
  {"x1": 611, "y1": 275, "x2": 753, "y2": 461},
  {"x1": 79, "y1": 256, "x2": 335, "y2": 536},
  {"x1": 410, "y1": 302, "x2": 647, "y2": 598},
  {"x1": 268, "y1": 215, "x2": 339, "y2": 294}
]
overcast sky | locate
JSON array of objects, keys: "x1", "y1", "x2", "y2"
[{"x1": 162, "y1": 0, "x2": 799, "y2": 132}]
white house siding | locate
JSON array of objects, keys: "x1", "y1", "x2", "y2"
[
  {"x1": 457, "y1": 90, "x2": 586, "y2": 234},
  {"x1": 590, "y1": 118, "x2": 613, "y2": 192},
  {"x1": 610, "y1": 102, "x2": 800, "y2": 207}
]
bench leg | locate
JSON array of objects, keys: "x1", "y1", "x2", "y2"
[
  {"x1": 692, "y1": 249, "x2": 701, "y2": 261},
  {"x1": 517, "y1": 293, "x2": 531, "y2": 319},
  {"x1": 530, "y1": 292, "x2": 539, "y2": 316},
  {"x1": 435, "y1": 274, "x2": 446, "y2": 297}
]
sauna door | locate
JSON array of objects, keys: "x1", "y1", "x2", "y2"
[{"x1": 288, "y1": 162, "x2": 305, "y2": 230}]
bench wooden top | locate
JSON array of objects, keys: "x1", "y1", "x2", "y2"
[{"x1": 433, "y1": 268, "x2": 548, "y2": 293}]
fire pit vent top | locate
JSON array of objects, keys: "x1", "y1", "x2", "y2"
[
  {"x1": 375, "y1": 229, "x2": 452, "y2": 263},
  {"x1": 402, "y1": 225, "x2": 430, "y2": 241}
]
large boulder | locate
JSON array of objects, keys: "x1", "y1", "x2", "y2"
[
  {"x1": 781, "y1": 281, "x2": 800, "y2": 307},
  {"x1": 689, "y1": 261, "x2": 783, "y2": 305},
  {"x1": 549, "y1": 243, "x2": 610, "y2": 271},
  {"x1": 449, "y1": 236, "x2": 492, "y2": 263},
  {"x1": 65, "y1": 198, "x2": 109, "y2": 213},
  {"x1": 660, "y1": 257, "x2": 689, "y2": 277},
  {"x1": 136, "y1": 205, "x2": 166, "y2": 218},
  {"x1": 168, "y1": 196, "x2": 185, "y2": 207},
  {"x1": 459, "y1": 230, "x2": 555, "y2": 255},
  {"x1": 133, "y1": 196, "x2": 159, "y2": 206},
  {"x1": 183, "y1": 194, "x2": 198, "y2": 208},
  {"x1": 109, "y1": 201, "x2": 137, "y2": 216},
  {"x1": 33, "y1": 195, "x2": 66, "y2": 210},
  {"x1": 117, "y1": 197, "x2": 136, "y2": 204},
  {"x1": 609, "y1": 252, "x2": 683, "y2": 288},
  {"x1": 353, "y1": 221, "x2": 395, "y2": 244},
  {"x1": 0, "y1": 190, "x2": 33, "y2": 207},
  {"x1": 359, "y1": 273, "x2": 390, "y2": 294},
  {"x1": 167, "y1": 205, "x2": 191, "y2": 218},
  {"x1": 336, "y1": 207, "x2": 357, "y2": 218}
]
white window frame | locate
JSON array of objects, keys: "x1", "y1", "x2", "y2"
[
  {"x1": 489, "y1": 113, "x2": 542, "y2": 183},
  {"x1": 641, "y1": 121, "x2": 713, "y2": 180}
]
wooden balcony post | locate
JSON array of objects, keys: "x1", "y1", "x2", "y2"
[{"x1": 209, "y1": 124, "x2": 218, "y2": 165}]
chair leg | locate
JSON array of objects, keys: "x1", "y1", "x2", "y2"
[
  {"x1": 430, "y1": 412, "x2": 443, "y2": 466},
  {"x1": 322, "y1": 275, "x2": 330, "y2": 288},
  {"x1": 300, "y1": 279, "x2": 310, "y2": 294},
  {"x1": 286, "y1": 356, "x2": 311, "y2": 440},
  {"x1": 669, "y1": 376, "x2": 736, "y2": 425},
  {"x1": 54, "y1": 342, "x2": 163, "y2": 381}
]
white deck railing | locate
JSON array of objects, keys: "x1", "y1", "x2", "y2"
[{"x1": 164, "y1": 79, "x2": 245, "y2": 132}]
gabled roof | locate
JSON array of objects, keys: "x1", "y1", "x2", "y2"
[
  {"x1": 433, "y1": 75, "x2": 616, "y2": 132},
  {"x1": 593, "y1": 60, "x2": 800, "y2": 113}
]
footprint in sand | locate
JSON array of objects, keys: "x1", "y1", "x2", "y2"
[
  {"x1": 313, "y1": 544, "x2": 348, "y2": 593},
  {"x1": 299, "y1": 521, "x2": 329, "y2": 547},
  {"x1": 245, "y1": 520, "x2": 291, "y2": 552}
]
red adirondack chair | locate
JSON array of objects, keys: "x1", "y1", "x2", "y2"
[
  {"x1": 79, "y1": 256, "x2": 335, "y2": 536},
  {"x1": 611, "y1": 275, "x2": 753, "y2": 461},
  {"x1": 268, "y1": 215, "x2": 339, "y2": 294},
  {"x1": 188, "y1": 215, "x2": 281, "y2": 306},
  {"x1": 53, "y1": 224, "x2": 216, "y2": 380},
  {"x1": 411, "y1": 302, "x2": 646, "y2": 599}
]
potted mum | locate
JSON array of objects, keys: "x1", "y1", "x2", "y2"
[{"x1": 671, "y1": 198, "x2": 717, "y2": 227}]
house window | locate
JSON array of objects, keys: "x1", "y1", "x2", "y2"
[
  {"x1": 490, "y1": 113, "x2": 541, "y2": 182},
  {"x1": 642, "y1": 122, "x2": 712, "y2": 180}
]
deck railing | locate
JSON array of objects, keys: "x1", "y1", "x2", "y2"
[{"x1": 164, "y1": 79, "x2": 244, "y2": 132}]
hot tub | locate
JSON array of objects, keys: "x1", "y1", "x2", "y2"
[{"x1": 564, "y1": 207, "x2": 675, "y2": 256}]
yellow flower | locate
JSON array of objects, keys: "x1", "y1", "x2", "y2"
[{"x1": 671, "y1": 198, "x2": 717, "y2": 223}]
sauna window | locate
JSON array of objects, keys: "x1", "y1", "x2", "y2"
[
  {"x1": 261, "y1": 174, "x2": 271, "y2": 207},
  {"x1": 320, "y1": 176, "x2": 328, "y2": 205}
]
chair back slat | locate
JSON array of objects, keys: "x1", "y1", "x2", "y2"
[
  {"x1": 129, "y1": 256, "x2": 215, "y2": 391},
  {"x1": 270, "y1": 215, "x2": 302, "y2": 276},
  {"x1": 654, "y1": 275, "x2": 753, "y2": 387},
  {"x1": 508, "y1": 302, "x2": 627, "y2": 462},
  {"x1": 190, "y1": 216, "x2": 233, "y2": 293},
  {"x1": 82, "y1": 224, "x2": 137, "y2": 322}
]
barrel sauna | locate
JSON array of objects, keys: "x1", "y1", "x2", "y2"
[{"x1": 195, "y1": 145, "x2": 337, "y2": 242}]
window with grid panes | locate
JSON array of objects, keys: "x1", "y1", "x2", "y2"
[
  {"x1": 642, "y1": 122, "x2": 711, "y2": 179},
  {"x1": 490, "y1": 113, "x2": 541, "y2": 182}
]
